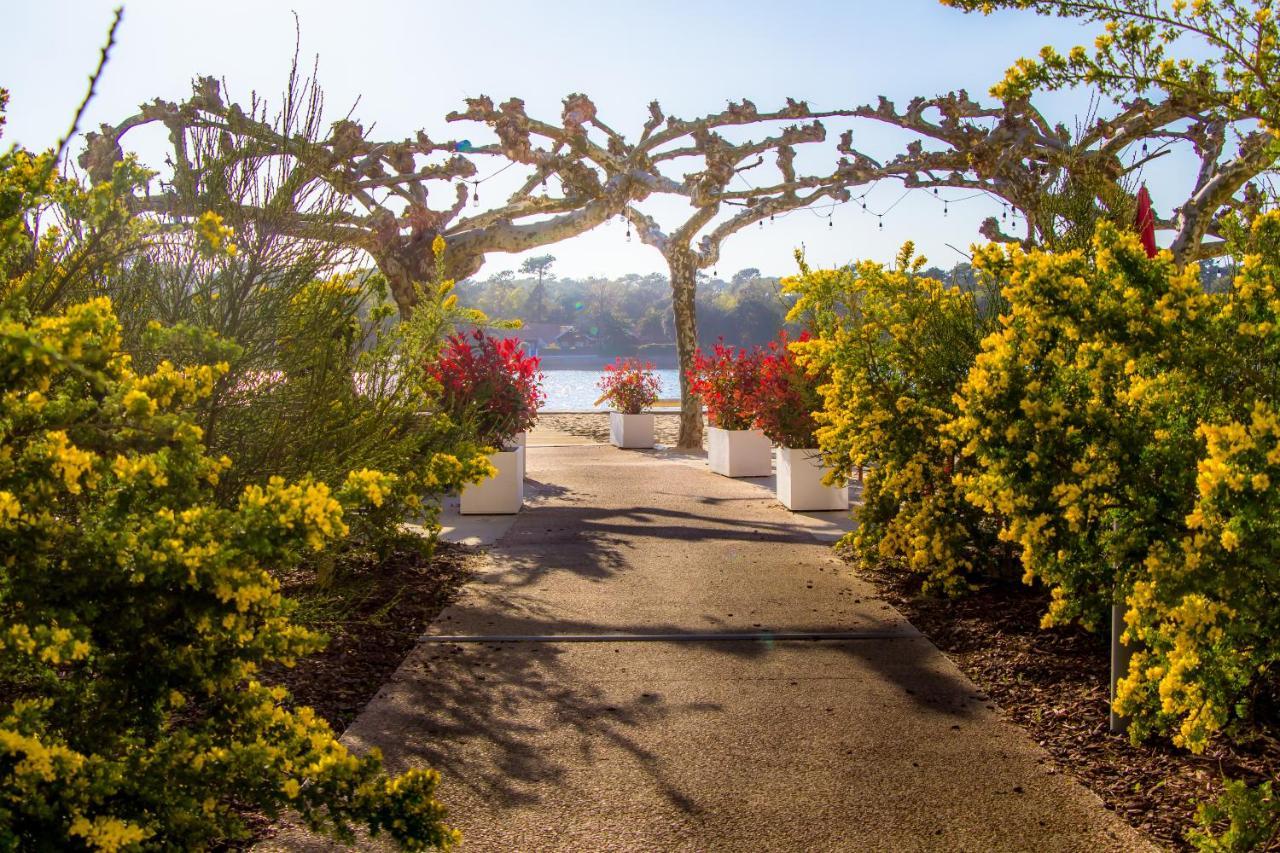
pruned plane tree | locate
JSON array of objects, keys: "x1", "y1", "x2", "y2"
[
  {"x1": 87, "y1": 81, "x2": 886, "y2": 448},
  {"x1": 851, "y1": 89, "x2": 1276, "y2": 265}
]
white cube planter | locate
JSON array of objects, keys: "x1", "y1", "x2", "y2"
[
  {"x1": 775, "y1": 447, "x2": 848, "y2": 511},
  {"x1": 514, "y1": 431, "x2": 527, "y2": 482},
  {"x1": 609, "y1": 411, "x2": 655, "y2": 448},
  {"x1": 708, "y1": 427, "x2": 772, "y2": 477},
  {"x1": 460, "y1": 447, "x2": 525, "y2": 514}
]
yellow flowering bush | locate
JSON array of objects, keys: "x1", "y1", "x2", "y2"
[
  {"x1": 0, "y1": 297, "x2": 459, "y2": 849},
  {"x1": 956, "y1": 214, "x2": 1280, "y2": 751},
  {"x1": 954, "y1": 223, "x2": 1214, "y2": 630},
  {"x1": 784, "y1": 244, "x2": 1012, "y2": 593}
]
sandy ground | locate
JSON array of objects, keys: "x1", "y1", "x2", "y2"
[{"x1": 536, "y1": 411, "x2": 702, "y2": 448}]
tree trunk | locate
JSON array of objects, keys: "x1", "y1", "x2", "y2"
[
  {"x1": 374, "y1": 235, "x2": 485, "y2": 319},
  {"x1": 667, "y1": 250, "x2": 704, "y2": 449}
]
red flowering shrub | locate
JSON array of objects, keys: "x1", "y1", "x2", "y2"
[
  {"x1": 430, "y1": 330, "x2": 544, "y2": 448},
  {"x1": 596, "y1": 358, "x2": 661, "y2": 414},
  {"x1": 755, "y1": 331, "x2": 824, "y2": 448},
  {"x1": 688, "y1": 341, "x2": 764, "y2": 430}
]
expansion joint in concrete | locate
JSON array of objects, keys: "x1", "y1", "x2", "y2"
[{"x1": 417, "y1": 629, "x2": 919, "y2": 644}]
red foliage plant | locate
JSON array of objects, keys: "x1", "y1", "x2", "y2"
[
  {"x1": 755, "y1": 330, "x2": 825, "y2": 448},
  {"x1": 687, "y1": 340, "x2": 764, "y2": 431},
  {"x1": 430, "y1": 329, "x2": 544, "y2": 448},
  {"x1": 596, "y1": 358, "x2": 662, "y2": 415}
]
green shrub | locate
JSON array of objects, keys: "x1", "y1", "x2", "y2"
[
  {"x1": 1189, "y1": 779, "x2": 1280, "y2": 852},
  {"x1": 0, "y1": 296, "x2": 458, "y2": 849},
  {"x1": 783, "y1": 244, "x2": 1010, "y2": 593}
]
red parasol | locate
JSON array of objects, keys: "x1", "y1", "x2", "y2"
[{"x1": 1135, "y1": 185, "x2": 1158, "y2": 258}]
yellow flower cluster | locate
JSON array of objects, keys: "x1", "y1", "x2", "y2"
[
  {"x1": 69, "y1": 815, "x2": 152, "y2": 852},
  {"x1": 194, "y1": 210, "x2": 238, "y2": 257},
  {"x1": 343, "y1": 468, "x2": 397, "y2": 508},
  {"x1": 240, "y1": 476, "x2": 349, "y2": 551}
]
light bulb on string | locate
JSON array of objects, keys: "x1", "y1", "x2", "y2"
[
  {"x1": 943, "y1": 201, "x2": 949, "y2": 217},
  {"x1": 473, "y1": 182, "x2": 480, "y2": 207}
]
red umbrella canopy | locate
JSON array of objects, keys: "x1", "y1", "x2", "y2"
[{"x1": 1135, "y1": 185, "x2": 1158, "y2": 258}]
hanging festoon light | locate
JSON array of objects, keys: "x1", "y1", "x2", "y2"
[{"x1": 473, "y1": 181, "x2": 481, "y2": 207}]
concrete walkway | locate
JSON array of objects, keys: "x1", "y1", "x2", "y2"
[{"x1": 277, "y1": 444, "x2": 1155, "y2": 852}]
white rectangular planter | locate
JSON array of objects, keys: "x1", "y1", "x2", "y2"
[
  {"x1": 460, "y1": 447, "x2": 524, "y2": 515},
  {"x1": 708, "y1": 427, "x2": 772, "y2": 477},
  {"x1": 609, "y1": 411, "x2": 655, "y2": 448},
  {"x1": 515, "y1": 431, "x2": 526, "y2": 482},
  {"x1": 775, "y1": 447, "x2": 848, "y2": 512}
]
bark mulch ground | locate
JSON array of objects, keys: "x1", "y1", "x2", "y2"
[
  {"x1": 855, "y1": 559, "x2": 1280, "y2": 851},
  {"x1": 263, "y1": 542, "x2": 478, "y2": 732}
]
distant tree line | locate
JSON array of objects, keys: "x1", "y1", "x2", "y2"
[{"x1": 454, "y1": 256, "x2": 803, "y2": 355}]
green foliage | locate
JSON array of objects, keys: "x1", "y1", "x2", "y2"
[
  {"x1": 0, "y1": 297, "x2": 458, "y2": 850},
  {"x1": 784, "y1": 244, "x2": 1010, "y2": 594},
  {"x1": 1189, "y1": 779, "x2": 1280, "y2": 852},
  {"x1": 945, "y1": 0, "x2": 1280, "y2": 130}
]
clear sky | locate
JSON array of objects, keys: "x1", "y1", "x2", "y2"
[{"x1": 1, "y1": 1, "x2": 1184, "y2": 280}]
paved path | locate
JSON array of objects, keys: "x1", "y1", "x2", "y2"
[{"x1": 274, "y1": 445, "x2": 1155, "y2": 852}]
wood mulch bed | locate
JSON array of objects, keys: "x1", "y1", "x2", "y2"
[
  {"x1": 262, "y1": 541, "x2": 477, "y2": 732},
  {"x1": 853, "y1": 558, "x2": 1280, "y2": 851}
]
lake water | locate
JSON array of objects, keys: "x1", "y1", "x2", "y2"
[{"x1": 539, "y1": 369, "x2": 682, "y2": 411}]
